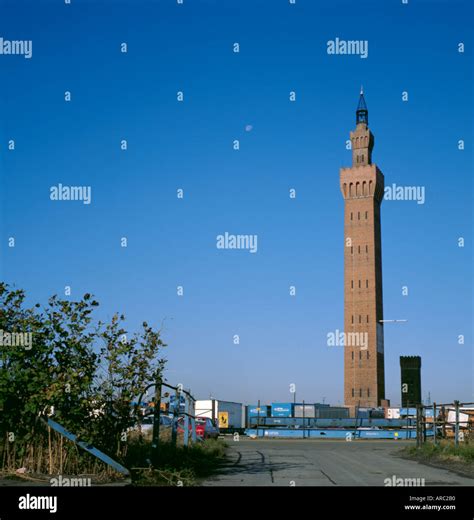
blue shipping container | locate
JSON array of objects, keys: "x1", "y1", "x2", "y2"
[
  {"x1": 271, "y1": 403, "x2": 293, "y2": 417},
  {"x1": 248, "y1": 405, "x2": 269, "y2": 418},
  {"x1": 400, "y1": 408, "x2": 417, "y2": 416}
]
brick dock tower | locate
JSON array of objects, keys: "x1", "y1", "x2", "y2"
[{"x1": 340, "y1": 89, "x2": 385, "y2": 412}]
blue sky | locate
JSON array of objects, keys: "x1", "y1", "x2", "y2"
[{"x1": 0, "y1": 0, "x2": 472, "y2": 406}]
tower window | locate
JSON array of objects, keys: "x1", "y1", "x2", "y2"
[
  {"x1": 359, "y1": 315, "x2": 362, "y2": 324},
  {"x1": 368, "y1": 388, "x2": 370, "y2": 397},
  {"x1": 366, "y1": 315, "x2": 369, "y2": 323},
  {"x1": 351, "y1": 246, "x2": 353, "y2": 254},
  {"x1": 358, "y1": 245, "x2": 361, "y2": 254},
  {"x1": 358, "y1": 280, "x2": 361, "y2": 288},
  {"x1": 359, "y1": 351, "x2": 361, "y2": 360},
  {"x1": 365, "y1": 245, "x2": 368, "y2": 253},
  {"x1": 351, "y1": 351, "x2": 354, "y2": 360},
  {"x1": 361, "y1": 154, "x2": 364, "y2": 163},
  {"x1": 366, "y1": 279, "x2": 369, "y2": 288},
  {"x1": 358, "y1": 212, "x2": 360, "y2": 220},
  {"x1": 365, "y1": 211, "x2": 368, "y2": 219},
  {"x1": 352, "y1": 388, "x2": 355, "y2": 397},
  {"x1": 359, "y1": 389, "x2": 362, "y2": 397},
  {"x1": 351, "y1": 315, "x2": 354, "y2": 324},
  {"x1": 367, "y1": 351, "x2": 369, "y2": 359},
  {"x1": 351, "y1": 280, "x2": 354, "y2": 289},
  {"x1": 350, "y1": 212, "x2": 353, "y2": 221}
]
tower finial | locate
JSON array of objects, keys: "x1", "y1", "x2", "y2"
[{"x1": 356, "y1": 88, "x2": 368, "y2": 125}]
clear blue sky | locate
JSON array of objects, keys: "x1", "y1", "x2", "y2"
[{"x1": 1, "y1": 0, "x2": 472, "y2": 407}]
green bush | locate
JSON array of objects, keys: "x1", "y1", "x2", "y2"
[{"x1": 0, "y1": 283, "x2": 167, "y2": 475}]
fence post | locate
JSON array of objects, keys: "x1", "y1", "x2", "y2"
[
  {"x1": 433, "y1": 402, "x2": 437, "y2": 446},
  {"x1": 454, "y1": 400, "x2": 460, "y2": 448},
  {"x1": 257, "y1": 399, "x2": 260, "y2": 438},
  {"x1": 171, "y1": 387, "x2": 181, "y2": 447},
  {"x1": 422, "y1": 405, "x2": 427, "y2": 443},
  {"x1": 151, "y1": 375, "x2": 162, "y2": 465},
  {"x1": 406, "y1": 401, "x2": 410, "y2": 440},
  {"x1": 416, "y1": 405, "x2": 421, "y2": 448},
  {"x1": 183, "y1": 393, "x2": 190, "y2": 447},
  {"x1": 302, "y1": 400, "x2": 305, "y2": 440}
]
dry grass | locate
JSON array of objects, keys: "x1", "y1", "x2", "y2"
[{"x1": 127, "y1": 438, "x2": 227, "y2": 486}]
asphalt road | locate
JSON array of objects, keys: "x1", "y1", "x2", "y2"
[{"x1": 202, "y1": 438, "x2": 474, "y2": 486}]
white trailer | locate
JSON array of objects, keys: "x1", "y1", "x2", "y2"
[{"x1": 195, "y1": 400, "x2": 244, "y2": 429}]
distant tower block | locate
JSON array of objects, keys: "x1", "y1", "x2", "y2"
[
  {"x1": 400, "y1": 356, "x2": 422, "y2": 407},
  {"x1": 340, "y1": 89, "x2": 386, "y2": 409}
]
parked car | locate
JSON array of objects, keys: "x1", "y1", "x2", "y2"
[
  {"x1": 177, "y1": 417, "x2": 219, "y2": 439},
  {"x1": 134, "y1": 414, "x2": 172, "y2": 433}
]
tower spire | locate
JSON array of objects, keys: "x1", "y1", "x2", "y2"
[{"x1": 356, "y1": 89, "x2": 368, "y2": 126}]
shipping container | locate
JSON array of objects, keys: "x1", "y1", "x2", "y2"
[
  {"x1": 247, "y1": 405, "x2": 269, "y2": 418},
  {"x1": 387, "y1": 408, "x2": 401, "y2": 419},
  {"x1": 369, "y1": 408, "x2": 385, "y2": 419},
  {"x1": 399, "y1": 408, "x2": 417, "y2": 416},
  {"x1": 249, "y1": 417, "x2": 304, "y2": 427},
  {"x1": 195, "y1": 400, "x2": 244, "y2": 429},
  {"x1": 248, "y1": 416, "x2": 417, "y2": 428},
  {"x1": 294, "y1": 404, "x2": 316, "y2": 418},
  {"x1": 447, "y1": 406, "x2": 474, "y2": 427},
  {"x1": 316, "y1": 406, "x2": 349, "y2": 419},
  {"x1": 271, "y1": 403, "x2": 293, "y2": 417},
  {"x1": 245, "y1": 428, "x2": 427, "y2": 440}
]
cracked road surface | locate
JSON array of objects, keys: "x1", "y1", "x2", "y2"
[{"x1": 202, "y1": 439, "x2": 474, "y2": 486}]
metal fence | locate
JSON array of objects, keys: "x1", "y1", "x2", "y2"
[
  {"x1": 416, "y1": 401, "x2": 474, "y2": 447},
  {"x1": 136, "y1": 378, "x2": 198, "y2": 464}
]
